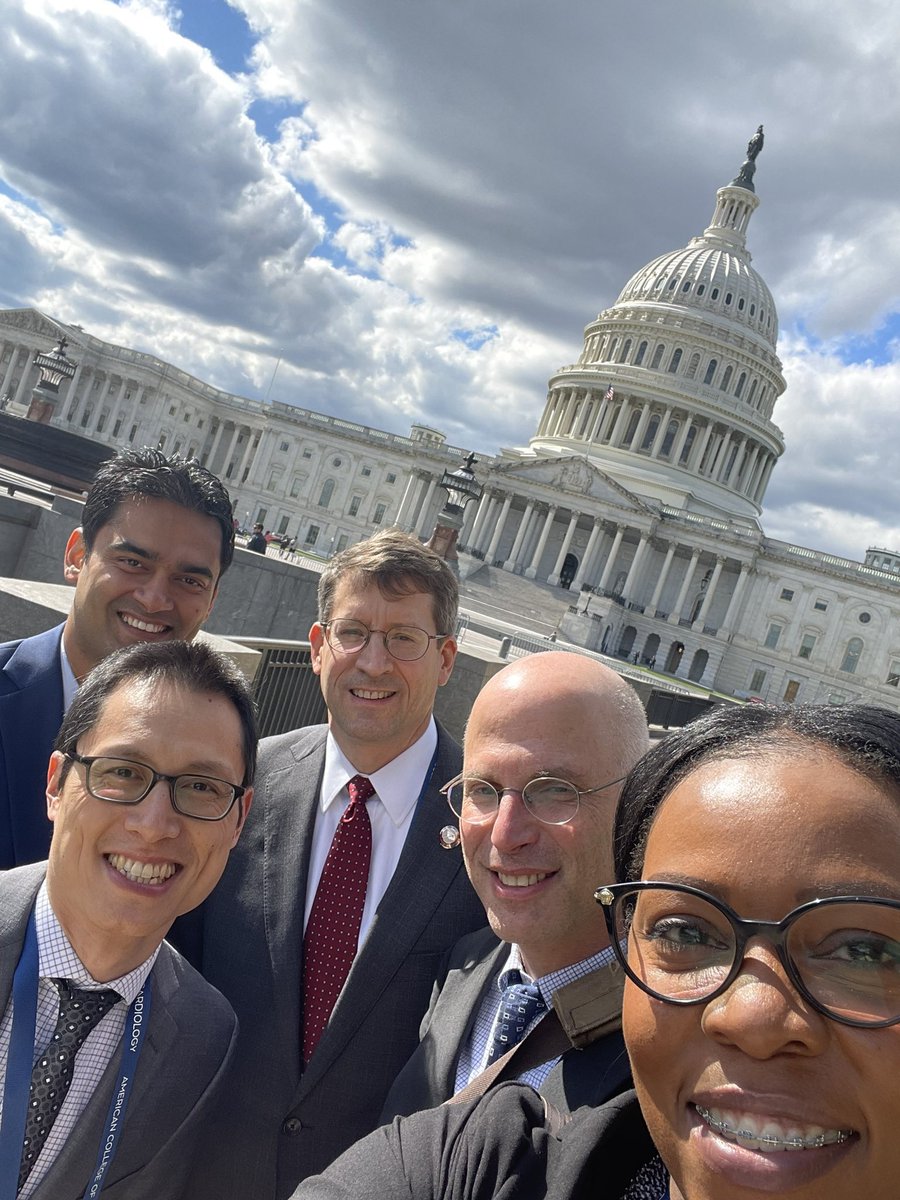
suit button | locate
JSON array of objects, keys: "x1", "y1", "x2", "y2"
[{"x1": 282, "y1": 1117, "x2": 303, "y2": 1135}]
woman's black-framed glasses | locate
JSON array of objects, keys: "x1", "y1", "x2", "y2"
[
  {"x1": 322, "y1": 618, "x2": 447, "y2": 662},
  {"x1": 442, "y1": 774, "x2": 625, "y2": 826},
  {"x1": 65, "y1": 752, "x2": 246, "y2": 822},
  {"x1": 595, "y1": 880, "x2": 900, "y2": 1028}
]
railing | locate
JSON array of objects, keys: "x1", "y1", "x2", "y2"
[{"x1": 231, "y1": 639, "x2": 327, "y2": 737}]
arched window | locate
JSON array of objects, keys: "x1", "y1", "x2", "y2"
[
  {"x1": 608, "y1": 338, "x2": 618, "y2": 360},
  {"x1": 651, "y1": 344, "x2": 665, "y2": 370},
  {"x1": 618, "y1": 339, "x2": 632, "y2": 363},
  {"x1": 747, "y1": 379, "x2": 758, "y2": 405},
  {"x1": 623, "y1": 410, "x2": 640, "y2": 447},
  {"x1": 679, "y1": 425, "x2": 696, "y2": 464},
  {"x1": 318, "y1": 478, "x2": 336, "y2": 508},
  {"x1": 641, "y1": 415, "x2": 660, "y2": 452},
  {"x1": 634, "y1": 340, "x2": 648, "y2": 366},
  {"x1": 720, "y1": 365, "x2": 733, "y2": 391},
  {"x1": 840, "y1": 638, "x2": 863, "y2": 674},
  {"x1": 703, "y1": 358, "x2": 718, "y2": 386},
  {"x1": 686, "y1": 352, "x2": 701, "y2": 380},
  {"x1": 660, "y1": 419, "x2": 678, "y2": 458},
  {"x1": 667, "y1": 348, "x2": 683, "y2": 373},
  {"x1": 735, "y1": 371, "x2": 747, "y2": 398},
  {"x1": 697, "y1": 283, "x2": 706, "y2": 296}
]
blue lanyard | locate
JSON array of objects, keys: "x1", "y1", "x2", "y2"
[{"x1": 0, "y1": 910, "x2": 153, "y2": 1199}]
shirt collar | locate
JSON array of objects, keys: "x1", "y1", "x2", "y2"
[
  {"x1": 36, "y1": 882, "x2": 160, "y2": 1003},
  {"x1": 498, "y1": 941, "x2": 619, "y2": 1007},
  {"x1": 58, "y1": 637, "x2": 79, "y2": 713},
  {"x1": 320, "y1": 718, "x2": 438, "y2": 827}
]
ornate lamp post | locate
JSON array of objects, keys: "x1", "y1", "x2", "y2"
[
  {"x1": 26, "y1": 335, "x2": 77, "y2": 424},
  {"x1": 426, "y1": 452, "x2": 483, "y2": 573}
]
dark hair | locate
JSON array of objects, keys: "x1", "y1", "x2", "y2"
[
  {"x1": 614, "y1": 702, "x2": 900, "y2": 881},
  {"x1": 54, "y1": 640, "x2": 258, "y2": 788},
  {"x1": 318, "y1": 528, "x2": 458, "y2": 636},
  {"x1": 81, "y1": 448, "x2": 235, "y2": 576}
]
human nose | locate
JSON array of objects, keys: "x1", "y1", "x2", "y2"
[
  {"x1": 354, "y1": 629, "x2": 394, "y2": 673},
  {"x1": 132, "y1": 571, "x2": 175, "y2": 613},
  {"x1": 700, "y1": 940, "x2": 829, "y2": 1059},
  {"x1": 121, "y1": 778, "x2": 182, "y2": 841},
  {"x1": 490, "y1": 789, "x2": 541, "y2": 854}
]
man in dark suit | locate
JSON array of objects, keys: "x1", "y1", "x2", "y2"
[
  {"x1": 382, "y1": 651, "x2": 650, "y2": 1120},
  {"x1": 0, "y1": 638, "x2": 256, "y2": 1199},
  {"x1": 175, "y1": 529, "x2": 486, "y2": 1198},
  {"x1": 0, "y1": 447, "x2": 235, "y2": 868}
]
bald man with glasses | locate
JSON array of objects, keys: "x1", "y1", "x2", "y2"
[{"x1": 381, "y1": 651, "x2": 650, "y2": 1121}]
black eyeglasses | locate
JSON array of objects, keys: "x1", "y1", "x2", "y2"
[
  {"x1": 322, "y1": 618, "x2": 447, "y2": 662},
  {"x1": 65, "y1": 753, "x2": 246, "y2": 822},
  {"x1": 442, "y1": 774, "x2": 625, "y2": 826},
  {"x1": 595, "y1": 881, "x2": 900, "y2": 1028}
]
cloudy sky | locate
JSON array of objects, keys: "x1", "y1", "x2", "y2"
[{"x1": 2, "y1": 0, "x2": 900, "y2": 560}]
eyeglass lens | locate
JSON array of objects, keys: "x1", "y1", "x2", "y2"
[
  {"x1": 327, "y1": 619, "x2": 432, "y2": 660},
  {"x1": 446, "y1": 778, "x2": 579, "y2": 825},
  {"x1": 613, "y1": 887, "x2": 900, "y2": 1026},
  {"x1": 86, "y1": 757, "x2": 236, "y2": 820}
]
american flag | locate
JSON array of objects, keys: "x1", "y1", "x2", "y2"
[{"x1": 604, "y1": 385, "x2": 615, "y2": 402}]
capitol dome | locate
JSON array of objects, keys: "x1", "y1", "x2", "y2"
[{"x1": 529, "y1": 130, "x2": 786, "y2": 525}]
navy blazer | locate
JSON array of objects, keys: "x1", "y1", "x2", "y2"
[
  {"x1": 0, "y1": 624, "x2": 66, "y2": 869},
  {"x1": 0, "y1": 863, "x2": 238, "y2": 1200},
  {"x1": 173, "y1": 722, "x2": 487, "y2": 1199},
  {"x1": 381, "y1": 926, "x2": 632, "y2": 1122}
]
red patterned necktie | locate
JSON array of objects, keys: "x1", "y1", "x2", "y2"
[{"x1": 301, "y1": 774, "x2": 374, "y2": 1063}]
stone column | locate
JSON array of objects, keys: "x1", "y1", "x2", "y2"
[
  {"x1": 468, "y1": 490, "x2": 494, "y2": 552},
  {"x1": 505, "y1": 501, "x2": 536, "y2": 571},
  {"x1": 712, "y1": 431, "x2": 733, "y2": 481},
  {"x1": 0, "y1": 344, "x2": 19, "y2": 399},
  {"x1": 621, "y1": 533, "x2": 650, "y2": 602},
  {"x1": 460, "y1": 495, "x2": 480, "y2": 544},
  {"x1": 415, "y1": 477, "x2": 439, "y2": 536},
  {"x1": 689, "y1": 422, "x2": 714, "y2": 473},
  {"x1": 739, "y1": 444, "x2": 761, "y2": 494},
  {"x1": 608, "y1": 398, "x2": 633, "y2": 447},
  {"x1": 693, "y1": 556, "x2": 725, "y2": 630},
  {"x1": 548, "y1": 511, "x2": 580, "y2": 586},
  {"x1": 484, "y1": 494, "x2": 514, "y2": 564},
  {"x1": 649, "y1": 406, "x2": 673, "y2": 458},
  {"x1": 719, "y1": 562, "x2": 752, "y2": 636},
  {"x1": 597, "y1": 525, "x2": 625, "y2": 592},
  {"x1": 235, "y1": 426, "x2": 260, "y2": 485},
  {"x1": 668, "y1": 548, "x2": 701, "y2": 624},
  {"x1": 12, "y1": 360, "x2": 33, "y2": 407},
  {"x1": 571, "y1": 518, "x2": 604, "y2": 591},
  {"x1": 671, "y1": 416, "x2": 693, "y2": 465},
  {"x1": 205, "y1": 418, "x2": 228, "y2": 471},
  {"x1": 630, "y1": 403, "x2": 653, "y2": 452},
  {"x1": 648, "y1": 541, "x2": 677, "y2": 614},
  {"x1": 395, "y1": 471, "x2": 420, "y2": 528},
  {"x1": 221, "y1": 425, "x2": 242, "y2": 481},
  {"x1": 525, "y1": 504, "x2": 557, "y2": 579},
  {"x1": 100, "y1": 377, "x2": 128, "y2": 435}
]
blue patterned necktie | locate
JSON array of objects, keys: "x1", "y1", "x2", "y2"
[
  {"x1": 18, "y1": 979, "x2": 119, "y2": 1192},
  {"x1": 486, "y1": 971, "x2": 547, "y2": 1064}
]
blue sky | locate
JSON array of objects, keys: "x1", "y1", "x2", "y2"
[{"x1": 2, "y1": 0, "x2": 900, "y2": 559}]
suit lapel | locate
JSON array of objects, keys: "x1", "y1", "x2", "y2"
[
  {"x1": 296, "y1": 729, "x2": 467, "y2": 1098},
  {"x1": 430, "y1": 938, "x2": 507, "y2": 1096}
]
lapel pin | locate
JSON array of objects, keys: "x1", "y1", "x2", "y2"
[{"x1": 439, "y1": 825, "x2": 460, "y2": 850}]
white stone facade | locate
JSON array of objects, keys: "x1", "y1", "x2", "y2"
[{"x1": 3, "y1": 141, "x2": 900, "y2": 708}]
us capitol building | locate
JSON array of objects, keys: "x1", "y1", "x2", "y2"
[{"x1": 2, "y1": 132, "x2": 899, "y2": 708}]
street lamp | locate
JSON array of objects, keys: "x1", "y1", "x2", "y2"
[
  {"x1": 426, "y1": 452, "x2": 483, "y2": 572},
  {"x1": 26, "y1": 335, "x2": 77, "y2": 424}
]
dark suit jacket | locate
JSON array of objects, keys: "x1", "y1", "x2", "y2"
[
  {"x1": 381, "y1": 927, "x2": 631, "y2": 1122},
  {"x1": 0, "y1": 625, "x2": 66, "y2": 869},
  {"x1": 173, "y1": 722, "x2": 487, "y2": 1199},
  {"x1": 0, "y1": 863, "x2": 238, "y2": 1200}
]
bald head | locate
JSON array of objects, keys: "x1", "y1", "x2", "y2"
[{"x1": 460, "y1": 652, "x2": 650, "y2": 977}]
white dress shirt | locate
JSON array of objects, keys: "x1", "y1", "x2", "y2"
[
  {"x1": 303, "y1": 719, "x2": 439, "y2": 948},
  {"x1": 0, "y1": 884, "x2": 158, "y2": 1198}
]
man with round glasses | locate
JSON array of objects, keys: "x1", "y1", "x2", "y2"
[
  {"x1": 382, "y1": 650, "x2": 649, "y2": 1120},
  {"x1": 173, "y1": 528, "x2": 487, "y2": 1196},
  {"x1": 0, "y1": 638, "x2": 256, "y2": 1199}
]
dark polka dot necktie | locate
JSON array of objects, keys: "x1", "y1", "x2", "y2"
[
  {"x1": 18, "y1": 979, "x2": 119, "y2": 1192},
  {"x1": 301, "y1": 775, "x2": 374, "y2": 1063},
  {"x1": 486, "y1": 972, "x2": 547, "y2": 1064}
]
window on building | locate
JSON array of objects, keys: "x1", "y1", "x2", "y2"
[
  {"x1": 276, "y1": 515, "x2": 289, "y2": 534},
  {"x1": 305, "y1": 524, "x2": 319, "y2": 545},
  {"x1": 302, "y1": 448, "x2": 313, "y2": 459},
  {"x1": 386, "y1": 472, "x2": 396, "y2": 484},
  {"x1": 318, "y1": 479, "x2": 335, "y2": 508},
  {"x1": 725, "y1": 292, "x2": 733, "y2": 305},
  {"x1": 373, "y1": 503, "x2": 387, "y2": 525},
  {"x1": 667, "y1": 348, "x2": 682, "y2": 373},
  {"x1": 798, "y1": 633, "x2": 816, "y2": 660},
  {"x1": 780, "y1": 588, "x2": 794, "y2": 601},
  {"x1": 280, "y1": 440, "x2": 290, "y2": 451},
  {"x1": 783, "y1": 679, "x2": 800, "y2": 703},
  {"x1": 738, "y1": 297, "x2": 745, "y2": 311},
  {"x1": 640, "y1": 415, "x2": 660, "y2": 452},
  {"x1": 711, "y1": 287, "x2": 720, "y2": 300},
  {"x1": 157, "y1": 433, "x2": 167, "y2": 450},
  {"x1": 169, "y1": 404, "x2": 176, "y2": 415},
  {"x1": 887, "y1": 661, "x2": 900, "y2": 687},
  {"x1": 859, "y1": 611, "x2": 872, "y2": 624},
  {"x1": 634, "y1": 340, "x2": 647, "y2": 366},
  {"x1": 703, "y1": 359, "x2": 718, "y2": 385},
  {"x1": 679, "y1": 426, "x2": 696, "y2": 464},
  {"x1": 335, "y1": 535, "x2": 349, "y2": 554},
  {"x1": 198, "y1": 419, "x2": 204, "y2": 429},
  {"x1": 749, "y1": 668, "x2": 767, "y2": 694},
  {"x1": 685, "y1": 352, "x2": 700, "y2": 380},
  {"x1": 720, "y1": 365, "x2": 733, "y2": 391},
  {"x1": 257, "y1": 508, "x2": 268, "y2": 524},
  {"x1": 349, "y1": 496, "x2": 361, "y2": 517},
  {"x1": 113, "y1": 419, "x2": 122, "y2": 438},
  {"x1": 814, "y1": 599, "x2": 828, "y2": 612},
  {"x1": 332, "y1": 457, "x2": 342, "y2": 468},
  {"x1": 618, "y1": 339, "x2": 632, "y2": 363},
  {"x1": 129, "y1": 425, "x2": 138, "y2": 442},
  {"x1": 840, "y1": 637, "x2": 863, "y2": 674},
  {"x1": 361, "y1": 466, "x2": 372, "y2": 477},
  {"x1": 650, "y1": 344, "x2": 665, "y2": 370},
  {"x1": 735, "y1": 372, "x2": 747, "y2": 398},
  {"x1": 268, "y1": 471, "x2": 282, "y2": 491},
  {"x1": 660, "y1": 420, "x2": 678, "y2": 458},
  {"x1": 764, "y1": 623, "x2": 782, "y2": 650},
  {"x1": 290, "y1": 476, "x2": 304, "y2": 498}
]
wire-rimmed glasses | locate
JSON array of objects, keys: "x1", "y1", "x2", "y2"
[
  {"x1": 65, "y1": 752, "x2": 246, "y2": 821},
  {"x1": 442, "y1": 774, "x2": 625, "y2": 826},
  {"x1": 322, "y1": 618, "x2": 448, "y2": 662},
  {"x1": 595, "y1": 880, "x2": 900, "y2": 1028}
]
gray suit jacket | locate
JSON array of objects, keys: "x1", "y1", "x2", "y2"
[
  {"x1": 0, "y1": 862, "x2": 237, "y2": 1200},
  {"x1": 381, "y1": 927, "x2": 632, "y2": 1121},
  {"x1": 174, "y1": 722, "x2": 487, "y2": 1199}
]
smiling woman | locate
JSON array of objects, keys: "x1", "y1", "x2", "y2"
[{"x1": 289, "y1": 701, "x2": 900, "y2": 1200}]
